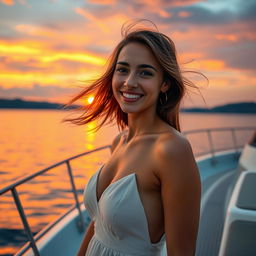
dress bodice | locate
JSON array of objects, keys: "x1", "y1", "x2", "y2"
[{"x1": 83, "y1": 165, "x2": 166, "y2": 256}]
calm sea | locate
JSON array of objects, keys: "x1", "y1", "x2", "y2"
[{"x1": 0, "y1": 109, "x2": 255, "y2": 255}]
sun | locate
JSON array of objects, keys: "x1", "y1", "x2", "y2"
[{"x1": 87, "y1": 96, "x2": 94, "y2": 104}]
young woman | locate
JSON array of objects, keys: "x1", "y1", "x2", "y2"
[{"x1": 64, "y1": 22, "x2": 201, "y2": 256}]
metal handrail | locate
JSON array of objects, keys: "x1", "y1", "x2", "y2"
[
  {"x1": 183, "y1": 126, "x2": 255, "y2": 161},
  {"x1": 0, "y1": 145, "x2": 111, "y2": 195},
  {"x1": 1, "y1": 126, "x2": 255, "y2": 255},
  {"x1": 1, "y1": 145, "x2": 111, "y2": 256},
  {"x1": 183, "y1": 126, "x2": 254, "y2": 135}
]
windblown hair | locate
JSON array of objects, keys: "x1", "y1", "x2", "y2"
[{"x1": 62, "y1": 21, "x2": 202, "y2": 132}]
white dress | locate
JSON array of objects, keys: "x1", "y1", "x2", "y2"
[{"x1": 84, "y1": 165, "x2": 166, "y2": 256}]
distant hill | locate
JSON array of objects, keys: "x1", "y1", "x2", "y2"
[
  {"x1": 182, "y1": 102, "x2": 256, "y2": 114},
  {"x1": 0, "y1": 98, "x2": 80, "y2": 110},
  {"x1": 0, "y1": 98, "x2": 255, "y2": 113}
]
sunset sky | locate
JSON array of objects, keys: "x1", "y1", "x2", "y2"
[{"x1": 0, "y1": 0, "x2": 255, "y2": 107}]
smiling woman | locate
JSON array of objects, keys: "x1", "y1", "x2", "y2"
[
  {"x1": 62, "y1": 21, "x2": 201, "y2": 132},
  {"x1": 62, "y1": 20, "x2": 202, "y2": 256}
]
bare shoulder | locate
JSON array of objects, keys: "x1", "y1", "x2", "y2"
[
  {"x1": 156, "y1": 129, "x2": 193, "y2": 160},
  {"x1": 154, "y1": 129, "x2": 199, "y2": 179},
  {"x1": 111, "y1": 129, "x2": 127, "y2": 153}
]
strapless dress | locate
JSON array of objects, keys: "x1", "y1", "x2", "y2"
[{"x1": 83, "y1": 165, "x2": 166, "y2": 255}]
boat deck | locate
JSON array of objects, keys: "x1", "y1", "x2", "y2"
[
  {"x1": 196, "y1": 169, "x2": 236, "y2": 256},
  {"x1": 2, "y1": 126, "x2": 254, "y2": 256}
]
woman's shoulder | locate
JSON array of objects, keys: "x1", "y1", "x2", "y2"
[
  {"x1": 153, "y1": 129, "x2": 200, "y2": 193},
  {"x1": 153, "y1": 128, "x2": 195, "y2": 174},
  {"x1": 156, "y1": 128, "x2": 191, "y2": 155}
]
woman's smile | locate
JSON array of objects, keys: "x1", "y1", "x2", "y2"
[{"x1": 120, "y1": 91, "x2": 145, "y2": 103}]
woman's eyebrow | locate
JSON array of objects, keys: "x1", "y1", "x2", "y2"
[
  {"x1": 139, "y1": 64, "x2": 157, "y2": 71},
  {"x1": 116, "y1": 61, "x2": 157, "y2": 71}
]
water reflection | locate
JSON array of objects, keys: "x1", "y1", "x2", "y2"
[{"x1": 85, "y1": 121, "x2": 96, "y2": 150}]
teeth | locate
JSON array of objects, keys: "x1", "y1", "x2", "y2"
[{"x1": 123, "y1": 93, "x2": 141, "y2": 99}]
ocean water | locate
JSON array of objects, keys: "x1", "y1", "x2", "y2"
[{"x1": 0, "y1": 109, "x2": 255, "y2": 255}]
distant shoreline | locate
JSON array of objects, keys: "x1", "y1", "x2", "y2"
[
  {"x1": 0, "y1": 98, "x2": 79, "y2": 110},
  {"x1": 0, "y1": 98, "x2": 256, "y2": 114}
]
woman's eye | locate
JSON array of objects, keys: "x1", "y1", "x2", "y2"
[
  {"x1": 116, "y1": 67, "x2": 128, "y2": 73},
  {"x1": 140, "y1": 70, "x2": 153, "y2": 77}
]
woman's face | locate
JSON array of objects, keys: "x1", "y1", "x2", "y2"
[{"x1": 112, "y1": 42, "x2": 168, "y2": 115}]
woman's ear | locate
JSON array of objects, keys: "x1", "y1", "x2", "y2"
[{"x1": 160, "y1": 81, "x2": 170, "y2": 93}]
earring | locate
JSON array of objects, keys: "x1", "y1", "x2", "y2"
[{"x1": 160, "y1": 92, "x2": 168, "y2": 105}]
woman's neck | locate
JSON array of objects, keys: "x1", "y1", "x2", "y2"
[{"x1": 125, "y1": 112, "x2": 169, "y2": 143}]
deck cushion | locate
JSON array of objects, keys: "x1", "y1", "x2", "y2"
[
  {"x1": 224, "y1": 220, "x2": 256, "y2": 256},
  {"x1": 236, "y1": 172, "x2": 256, "y2": 210}
]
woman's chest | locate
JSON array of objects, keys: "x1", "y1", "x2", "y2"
[{"x1": 99, "y1": 140, "x2": 160, "y2": 199}]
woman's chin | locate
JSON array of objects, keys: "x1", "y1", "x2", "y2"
[
  {"x1": 120, "y1": 107, "x2": 138, "y2": 114},
  {"x1": 119, "y1": 104, "x2": 140, "y2": 113}
]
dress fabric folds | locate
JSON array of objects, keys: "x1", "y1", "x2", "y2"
[{"x1": 83, "y1": 166, "x2": 166, "y2": 256}]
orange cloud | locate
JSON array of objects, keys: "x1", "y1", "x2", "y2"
[
  {"x1": 0, "y1": 0, "x2": 27, "y2": 5},
  {"x1": 75, "y1": 8, "x2": 109, "y2": 33},
  {"x1": 0, "y1": 70, "x2": 100, "y2": 89},
  {"x1": 158, "y1": 9, "x2": 171, "y2": 18},
  {"x1": 0, "y1": 41, "x2": 105, "y2": 65},
  {"x1": 0, "y1": 36, "x2": 106, "y2": 90},
  {"x1": 180, "y1": 52, "x2": 204, "y2": 61},
  {"x1": 0, "y1": 0, "x2": 13, "y2": 5},
  {"x1": 88, "y1": 0, "x2": 116, "y2": 4},
  {"x1": 215, "y1": 34, "x2": 238, "y2": 42},
  {"x1": 40, "y1": 52, "x2": 105, "y2": 66},
  {"x1": 178, "y1": 11, "x2": 192, "y2": 18},
  {"x1": 0, "y1": 42, "x2": 40, "y2": 55},
  {"x1": 184, "y1": 59, "x2": 225, "y2": 71},
  {"x1": 167, "y1": 0, "x2": 201, "y2": 7},
  {"x1": 14, "y1": 24, "x2": 93, "y2": 50},
  {"x1": 16, "y1": 24, "x2": 55, "y2": 37},
  {"x1": 137, "y1": 0, "x2": 171, "y2": 18}
]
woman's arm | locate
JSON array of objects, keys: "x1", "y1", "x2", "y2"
[
  {"x1": 77, "y1": 221, "x2": 95, "y2": 256},
  {"x1": 156, "y1": 135, "x2": 201, "y2": 256}
]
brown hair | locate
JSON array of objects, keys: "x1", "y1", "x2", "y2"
[{"x1": 62, "y1": 21, "x2": 202, "y2": 132}]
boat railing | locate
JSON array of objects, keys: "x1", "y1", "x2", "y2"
[
  {"x1": 0, "y1": 145, "x2": 111, "y2": 256},
  {"x1": 0, "y1": 126, "x2": 255, "y2": 255},
  {"x1": 184, "y1": 126, "x2": 255, "y2": 162}
]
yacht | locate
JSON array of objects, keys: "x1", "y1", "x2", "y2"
[{"x1": 0, "y1": 127, "x2": 255, "y2": 256}]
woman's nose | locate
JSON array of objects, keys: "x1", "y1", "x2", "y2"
[{"x1": 124, "y1": 73, "x2": 137, "y2": 88}]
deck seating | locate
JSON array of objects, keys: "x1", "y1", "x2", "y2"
[
  {"x1": 218, "y1": 171, "x2": 256, "y2": 256},
  {"x1": 239, "y1": 143, "x2": 256, "y2": 172}
]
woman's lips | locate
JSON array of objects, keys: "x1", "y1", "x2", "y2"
[{"x1": 120, "y1": 91, "x2": 144, "y2": 102}]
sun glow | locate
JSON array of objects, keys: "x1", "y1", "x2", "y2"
[{"x1": 87, "y1": 96, "x2": 94, "y2": 104}]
